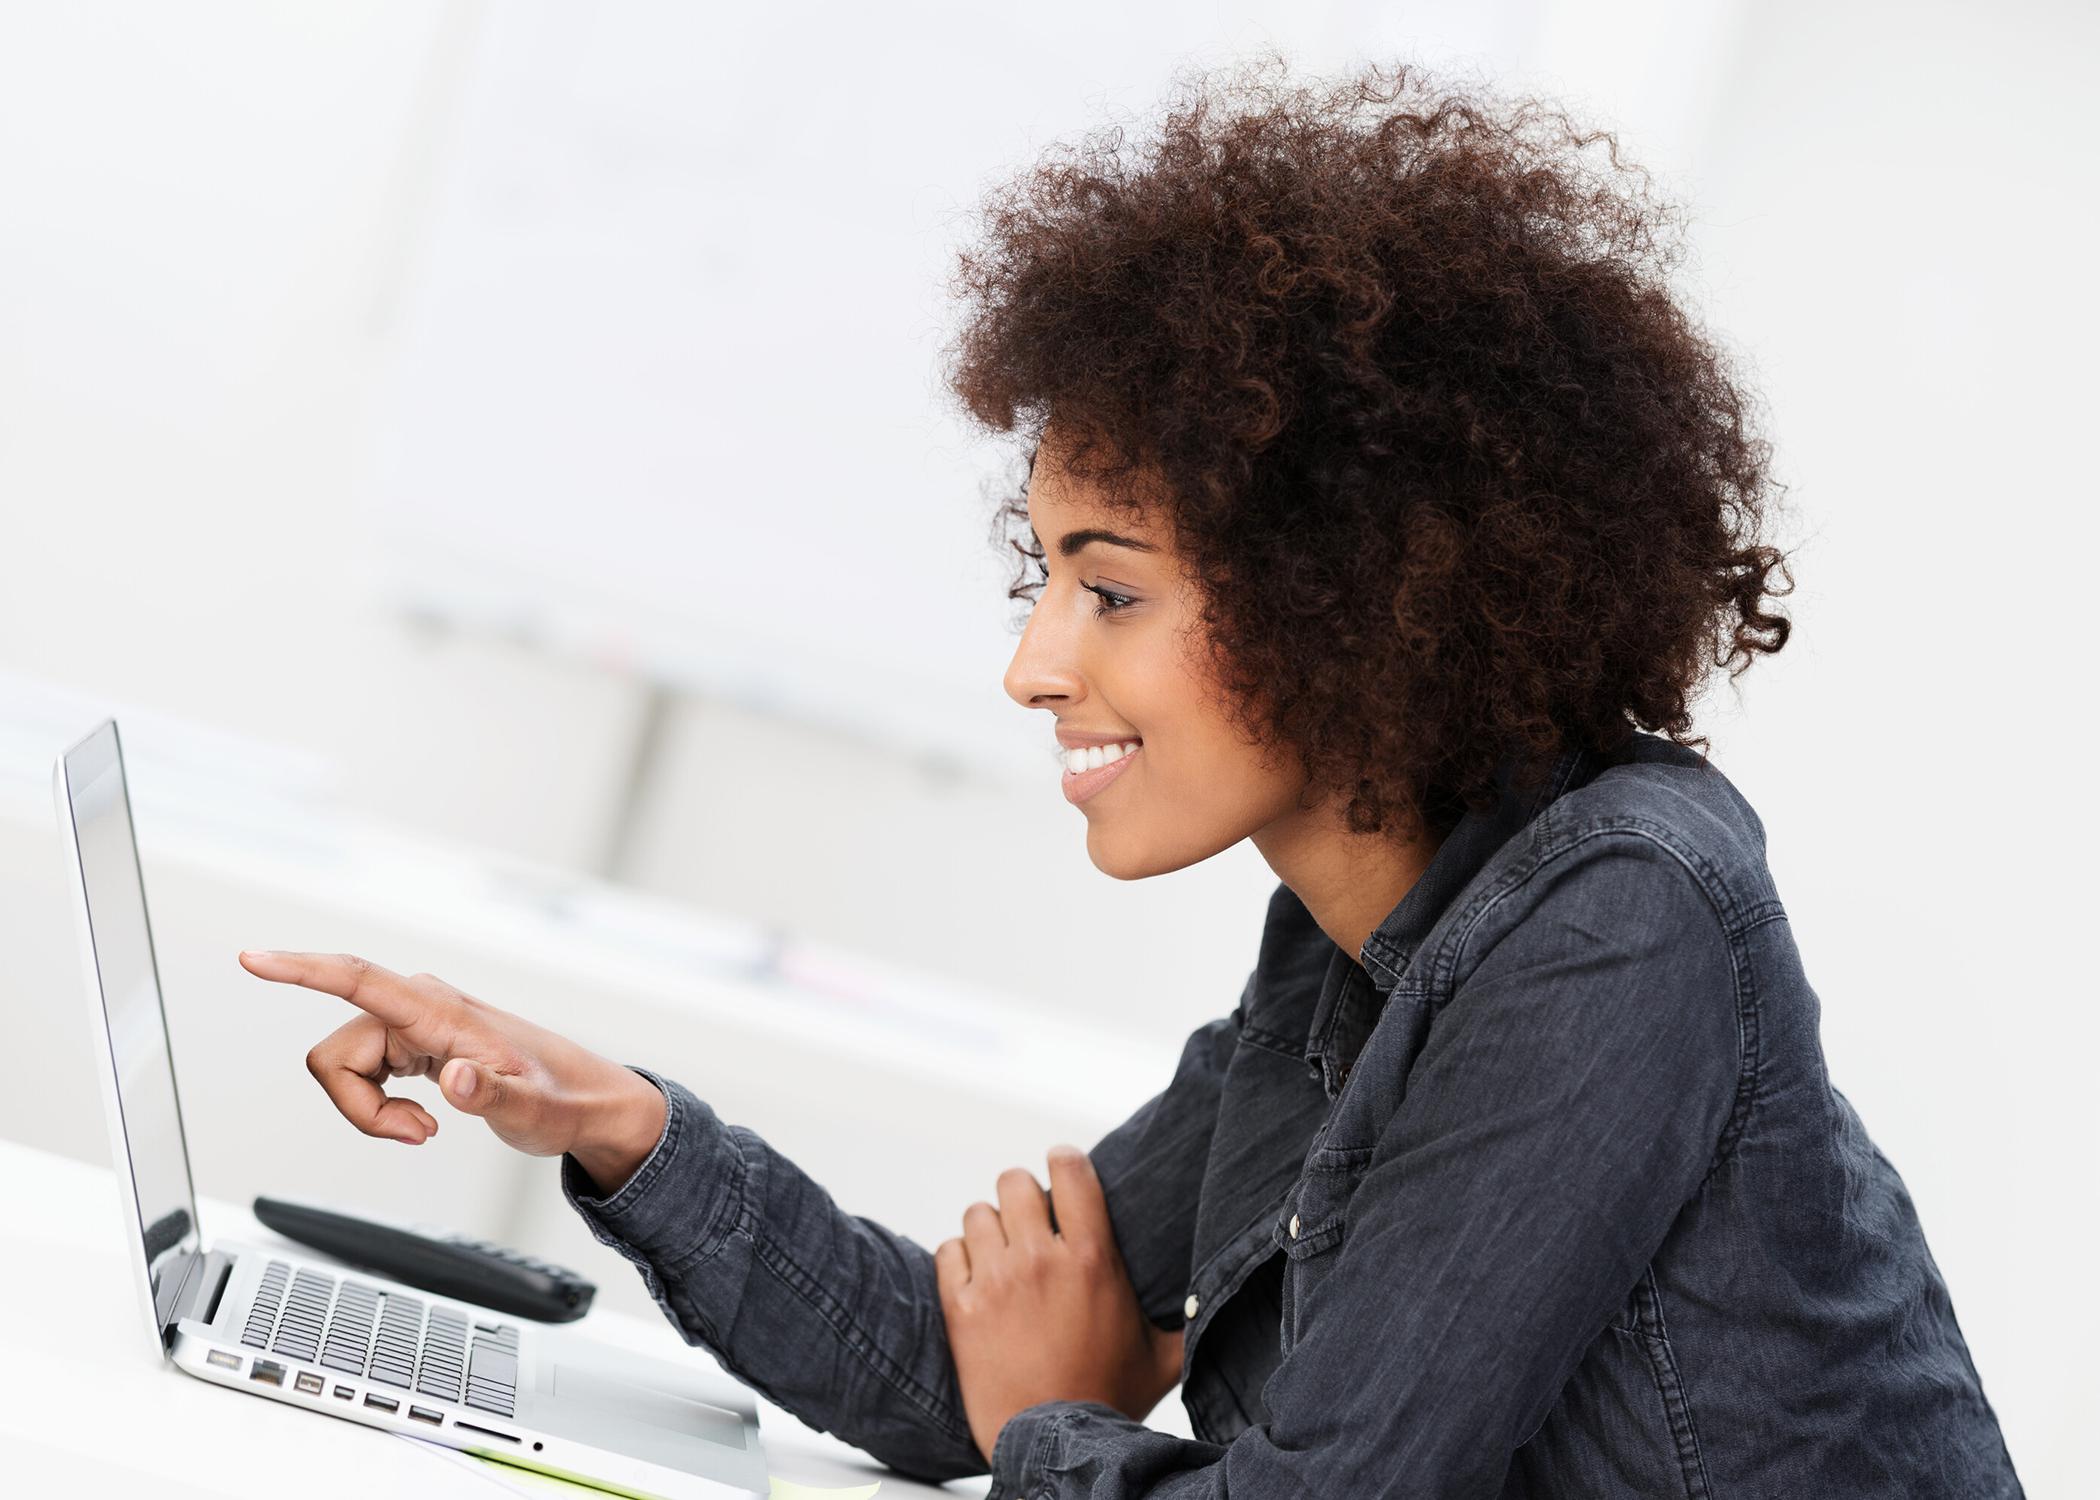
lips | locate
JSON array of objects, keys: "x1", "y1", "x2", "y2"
[
  {"x1": 1056, "y1": 731, "x2": 1143, "y2": 752},
  {"x1": 1062, "y1": 743, "x2": 1141, "y2": 806}
]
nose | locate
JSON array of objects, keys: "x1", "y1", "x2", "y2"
[{"x1": 1003, "y1": 594, "x2": 1085, "y2": 713}]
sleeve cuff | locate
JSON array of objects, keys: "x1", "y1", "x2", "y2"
[
  {"x1": 559, "y1": 1065, "x2": 745, "y2": 1267},
  {"x1": 987, "y1": 1399, "x2": 1123, "y2": 1498}
]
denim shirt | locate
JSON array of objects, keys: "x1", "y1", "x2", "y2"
[{"x1": 560, "y1": 731, "x2": 2024, "y2": 1498}]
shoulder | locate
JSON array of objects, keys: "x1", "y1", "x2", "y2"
[{"x1": 1448, "y1": 736, "x2": 1783, "y2": 983}]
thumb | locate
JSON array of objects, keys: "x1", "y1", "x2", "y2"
[{"x1": 440, "y1": 1057, "x2": 504, "y2": 1118}]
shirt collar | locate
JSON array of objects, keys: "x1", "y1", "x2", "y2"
[{"x1": 1302, "y1": 738, "x2": 1596, "y2": 1085}]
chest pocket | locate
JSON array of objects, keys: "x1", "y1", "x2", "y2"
[{"x1": 1273, "y1": 1142, "x2": 1370, "y2": 1356}]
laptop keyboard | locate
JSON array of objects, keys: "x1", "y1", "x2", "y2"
[{"x1": 238, "y1": 1258, "x2": 522, "y2": 1417}]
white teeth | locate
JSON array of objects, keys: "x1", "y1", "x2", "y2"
[{"x1": 1061, "y1": 741, "x2": 1142, "y2": 774}]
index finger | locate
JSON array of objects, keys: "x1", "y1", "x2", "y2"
[
  {"x1": 239, "y1": 950, "x2": 425, "y2": 1029},
  {"x1": 1044, "y1": 1144, "x2": 1114, "y2": 1249}
]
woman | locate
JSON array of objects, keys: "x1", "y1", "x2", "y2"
[{"x1": 242, "y1": 57, "x2": 2023, "y2": 1498}]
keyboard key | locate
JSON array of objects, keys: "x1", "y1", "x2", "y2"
[
  {"x1": 468, "y1": 1346, "x2": 517, "y2": 1389},
  {"x1": 465, "y1": 1386, "x2": 516, "y2": 1418}
]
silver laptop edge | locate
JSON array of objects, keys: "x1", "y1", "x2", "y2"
[{"x1": 55, "y1": 718, "x2": 768, "y2": 1500}]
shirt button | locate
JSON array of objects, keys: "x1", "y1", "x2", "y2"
[
  {"x1": 1289, "y1": 1214, "x2": 1301, "y2": 1239},
  {"x1": 1183, "y1": 1293, "x2": 1200, "y2": 1320}
]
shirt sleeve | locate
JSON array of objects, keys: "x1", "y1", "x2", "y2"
[
  {"x1": 984, "y1": 830, "x2": 1745, "y2": 1500},
  {"x1": 560, "y1": 1064, "x2": 983, "y2": 1481},
  {"x1": 1081, "y1": 1012, "x2": 1238, "y2": 1328},
  {"x1": 559, "y1": 1009, "x2": 1236, "y2": 1486}
]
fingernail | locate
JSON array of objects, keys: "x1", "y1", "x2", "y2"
[{"x1": 454, "y1": 1066, "x2": 477, "y2": 1100}]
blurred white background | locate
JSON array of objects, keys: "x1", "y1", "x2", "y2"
[{"x1": 1, "y1": 0, "x2": 2093, "y2": 1490}]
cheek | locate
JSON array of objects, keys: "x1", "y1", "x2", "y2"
[
  {"x1": 1121, "y1": 634, "x2": 1222, "y2": 748},
  {"x1": 1093, "y1": 618, "x2": 1300, "y2": 825},
  {"x1": 1082, "y1": 741, "x2": 1296, "y2": 880},
  {"x1": 1124, "y1": 717, "x2": 1301, "y2": 835}
]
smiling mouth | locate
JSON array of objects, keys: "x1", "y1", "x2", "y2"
[
  {"x1": 1061, "y1": 743, "x2": 1141, "y2": 805},
  {"x1": 1058, "y1": 738, "x2": 1142, "y2": 775}
]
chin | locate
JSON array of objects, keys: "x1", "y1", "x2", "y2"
[{"x1": 1084, "y1": 819, "x2": 1229, "y2": 881}]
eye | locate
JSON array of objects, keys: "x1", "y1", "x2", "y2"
[
  {"x1": 1082, "y1": 582, "x2": 1135, "y2": 616},
  {"x1": 1021, "y1": 554, "x2": 1133, "y2": 617}
]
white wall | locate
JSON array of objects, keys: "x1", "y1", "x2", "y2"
[
  {"x1": 1654, "y1": 4, "x2": 2100, "y2": 1480},
  {"x1": 2, "y1": 1, "x2": 2093, "y2": 1490}
]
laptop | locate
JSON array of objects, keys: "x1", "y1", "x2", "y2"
[{"x1": 54, "y1": 717, "x2": 772, "y2": 1500}]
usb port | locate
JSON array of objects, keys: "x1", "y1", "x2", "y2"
[
  {"x1": 294, "y1": 1371, "x2": 325, "y2": 1395},
  {"x1": 363, "y1": 1393, "x2": 399, "y2": 1413},
  {"x1": 407, "y1": 1405, "x2": 443, "y2": 1426},
  {"x1": 206, "y1": 1349, "x2": 241, "y2": 1371},
  {"x1": 249, "y1": 1359, "x2": 285, "y2": 1387}
]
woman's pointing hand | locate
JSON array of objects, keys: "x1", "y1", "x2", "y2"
[{"x1": 238, "y1": 949, "x2": 667, "y2": 1195}]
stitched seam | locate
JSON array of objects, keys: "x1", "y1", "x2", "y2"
[
  {"x1": 1023, "y1": 1405, "x2": 1080, "y2": 1496},
  {"x1": 1444, "y1": 821, "x2": 1756, "y2": 980},
  {"x1": 1711, "y1": 916, "x2": 1763, "y2": 1175},
  {"x1": 1305, "y1": 1143, "x2": 1373, "y2": 1172},
  {"x1": 1186, "y1": 1199, "x2": 1296, "y2": 1363},
  {"x1": 1310, "y1": 990, "x2": 1349, "y2": 1071},
  {"x1": 1740, "y1": 906, "x2": 1788, "y2": 935},
  {"x1": 1278, "y1": 1222, "x2": 1345, "y2": 1257},
  {"x1": 1188, "y1": 1182, "x2": 1294, "y2": 1287},
  {"x1": 1280, "y1": 1160, "x2": 1362, "y2": 1256},
  {"x1": 1237, "y1": 1023, "x2": 1308, "y2": 1060},
  {"x1": 659, "y1": 1120, "x2": 753, "y2": 1275},
  {"x1": 584, "y1": 1065, "x2": 687, "y2": 1216},
  {"x1": 744, "y1": 1228, "x2": 972, "y2": 1445},
  {"x1": 1648, "y1": 1274, "x2": 1716, "y2": 1500},
  {"x1": 1361, "y1": 944, "x2": 1404, "y2": 987},
  {"x1": 1633, "y1": 1269, "x2": 1714, "y2": 1500},
  {"x1": 1439, "y1": 822, "x2": 1764, "y2": 1180}
]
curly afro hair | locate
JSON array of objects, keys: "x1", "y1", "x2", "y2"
[{"x1": 942, "y1": 53, "x2": 1796, "y2": 843}]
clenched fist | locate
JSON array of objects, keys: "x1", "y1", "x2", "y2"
[{"x1": 935, "y1": 1145, "x2": 1185, "y2": 1465}]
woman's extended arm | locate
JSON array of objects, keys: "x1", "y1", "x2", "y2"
[
  {"x1": 559, "y1": 1008, "x2": 1238, "y2": 1480},
  {"x1": 559, "y1": 1065, "x2": 985, "y2": 1478},
  {"x1": 240, "y1": 946, "x2": 1235, "y2": 1483}
]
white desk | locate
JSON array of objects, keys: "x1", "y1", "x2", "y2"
[{"x1": 0, "y1": 1138, "x2": 989, "y2": 1499}]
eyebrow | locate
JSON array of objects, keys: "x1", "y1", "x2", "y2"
[{"x1": 1031, "y1": 527, "x2": 1160, "y2": 559}]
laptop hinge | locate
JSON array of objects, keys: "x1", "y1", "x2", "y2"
[{"x1": 165, "y1": 1248, "x2": 236, "y2": 1334}]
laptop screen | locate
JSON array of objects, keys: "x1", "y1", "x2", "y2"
[{"x1": 61, "y1": 721, "x2": 201, "y2": 1330}]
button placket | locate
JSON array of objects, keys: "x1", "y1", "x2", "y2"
[{"x1": 1275, "y1": 1157, "x2": 1364, "y2": 1357}]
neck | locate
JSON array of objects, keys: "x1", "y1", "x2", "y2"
[{"x1": 1252, "y1": 794, "x2": 1446, "y2": 964}]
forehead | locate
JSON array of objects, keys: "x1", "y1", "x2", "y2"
[{"x1": 1024, "y1": 442, "x2": 1171, "y2": 547}]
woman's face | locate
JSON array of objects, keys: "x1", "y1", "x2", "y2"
[{"x1": 1002, "y1": 441, "x2": 1313, "y2": 879}]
